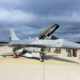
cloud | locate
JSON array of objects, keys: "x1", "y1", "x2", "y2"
[
  {"x1": 0, "y1": 9, "x2": 80, "y2": 33},
  {"x1": 38, "y1": 12, "x2": 80, "y2": 23},
  {"x1": 0, "y1": 9, "x2": 35, "y2": 24},
  {"x1": 1, "y1": 9, "x2": 80, "y2": 26},
  {"x1": 0, "y1": 0, "x2": 23, "y2": 5},
  {"x1": 60, "y1": 33, "x2": 80, "y2": 42},
  {"x1": 0, "y1": 0, "x2": 80, "y2": 41}
]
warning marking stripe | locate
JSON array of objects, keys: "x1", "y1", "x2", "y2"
[{"x1": 0, "y1": 61, "x2": 79, "y2": 65}]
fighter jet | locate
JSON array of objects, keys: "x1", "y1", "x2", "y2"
[{"x1": 1, "y1": 24, "x2": 80, "y2": 62}]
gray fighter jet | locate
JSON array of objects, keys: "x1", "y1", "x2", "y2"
[{"x1": 0, "y1": 24, "x2": 80, "y2": 62}]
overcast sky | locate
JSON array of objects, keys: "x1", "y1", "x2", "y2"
[{"x1": 0, "y1": 0, "x2": 80, "y2": 42}]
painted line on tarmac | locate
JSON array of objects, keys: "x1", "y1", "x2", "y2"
[{"x1": 0, "y1": 61, "x2": 79, "y2": 65}]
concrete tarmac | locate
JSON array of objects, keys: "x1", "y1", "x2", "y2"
[{"x1": 0, "y1": 46, "x2": 80, "y2": 80}]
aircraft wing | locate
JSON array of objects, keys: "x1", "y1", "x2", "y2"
[{"x1": 1, "y1": 39, "x2": 80, "y2": 50}]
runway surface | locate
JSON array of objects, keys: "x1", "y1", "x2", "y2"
[{"x1": 0, "y1": 46, "x2": 80, "y2": 80}]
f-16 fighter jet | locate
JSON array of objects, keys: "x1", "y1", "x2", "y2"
[{"x1": 0, "y1": 24, "x2": 80, "y2": 62}]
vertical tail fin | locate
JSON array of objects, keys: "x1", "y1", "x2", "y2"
[{"x1": 10, "y1": 28, "x2": 20, "y2": 41}]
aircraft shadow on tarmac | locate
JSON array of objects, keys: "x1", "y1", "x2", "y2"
[
  {"x1": 0, "y1": 53, "x2": 79, "y2": 64},
  {"x1": 45, "y1": 55, "x2": 79, "y2": 64},
  {"x1": 0, "y1": 53, "x2": 13, "y2": 57}
]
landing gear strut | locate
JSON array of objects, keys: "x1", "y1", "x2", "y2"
[
  {"x1": 40, "y1": 53, "x2": 45, "y2": 62},
  {"x1": 12, "y1": 48, "x2": 18, "y2": 58}
]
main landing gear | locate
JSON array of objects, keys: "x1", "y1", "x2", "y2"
[
  {"x1": 12, "y1": 48, "x2": 18, "y2": 58},
  {"x1": 40, "y1": 53, "x2": 45, "y2": 62}
]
